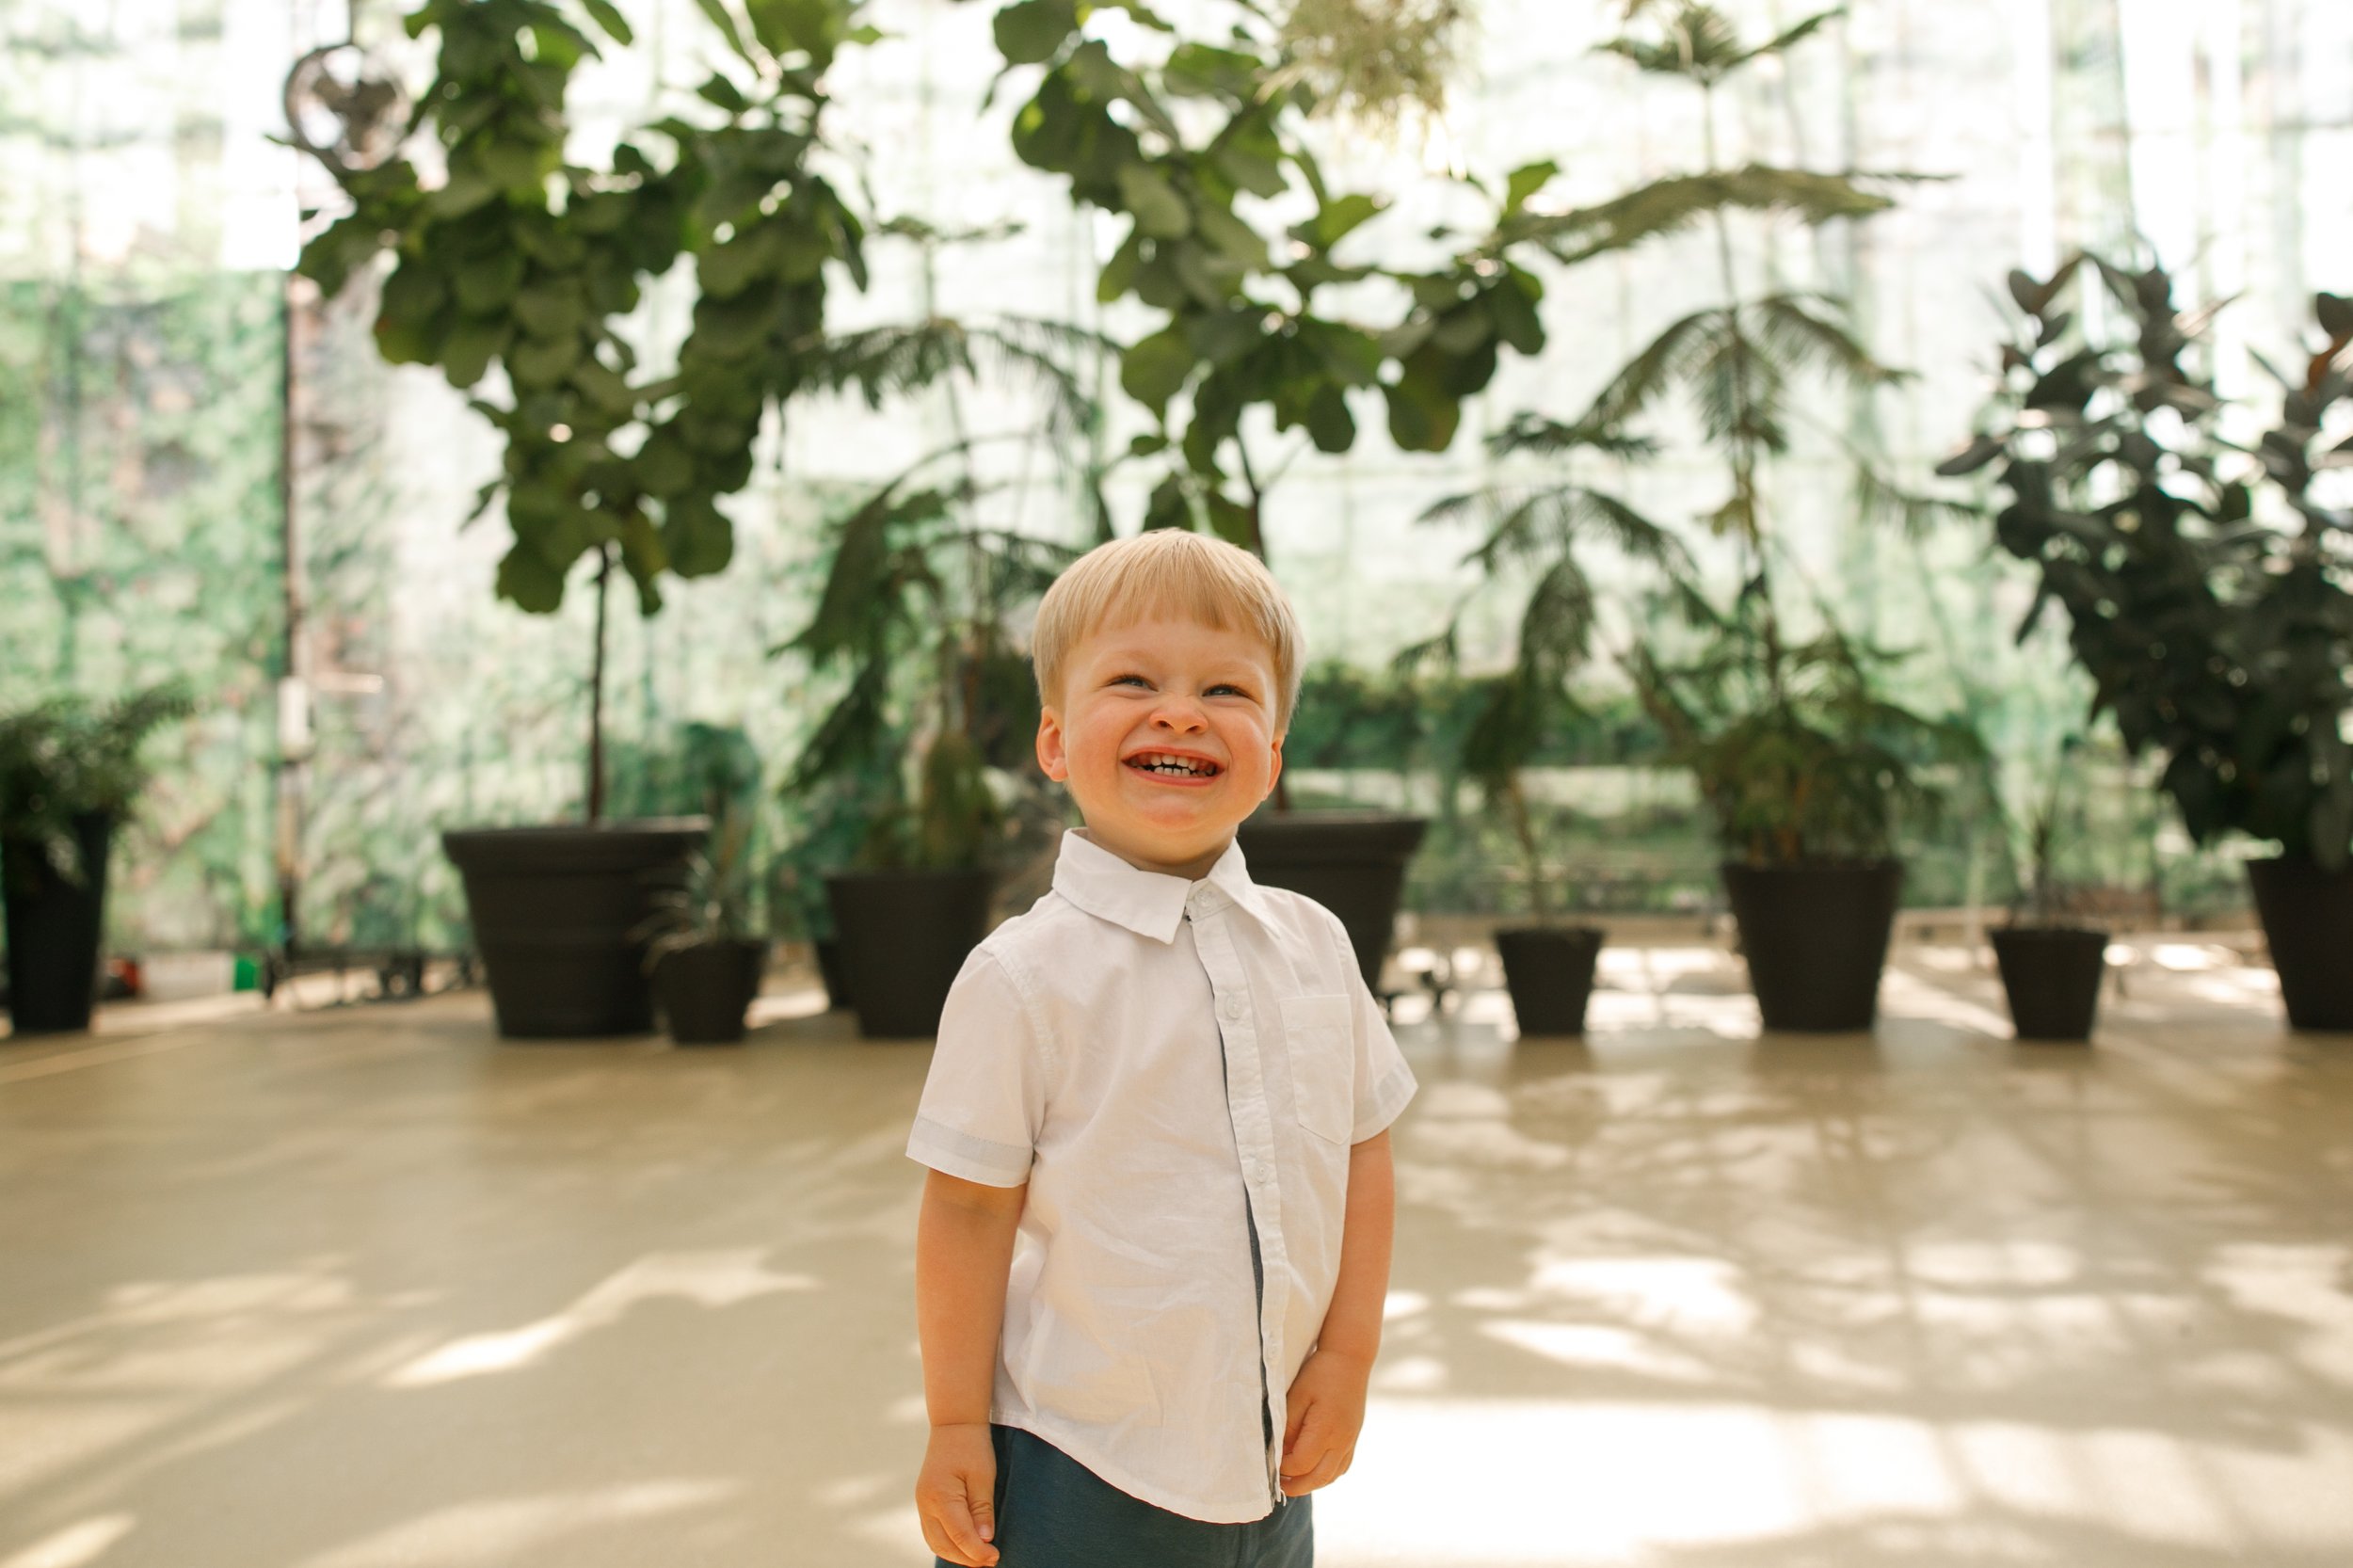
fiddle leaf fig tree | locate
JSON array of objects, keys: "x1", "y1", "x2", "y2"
[
  {"x1": 294, "y1": 0, "x2": 875, "y2": 816},
  {"x1": 981, "y1": 0, "x2": 1558, "y2": 559}
]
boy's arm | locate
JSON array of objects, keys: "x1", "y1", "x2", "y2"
[
  {"x1": 1280, "y1": 1128, "x2": 1395, "y2": 1496},
  {"x1": 915, "y1": 1169, "x2": 1026, "y2": 1567}
]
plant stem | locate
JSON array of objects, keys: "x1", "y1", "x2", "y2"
[
  {"x1": 588, "y1": 541, "x2": 611, "y2": 824},
  {"x1": 1505, "y1": 774, "x2": 1549, "y2": 924},
  {"x1": 1703, "y1": 77, "x2": 1785, "y2": 713}
]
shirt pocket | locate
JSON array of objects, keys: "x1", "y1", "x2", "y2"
[{"x1": 1278, "y1": 993, "x2": 1355, "y2": 1146}]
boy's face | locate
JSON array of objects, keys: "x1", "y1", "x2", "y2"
[{"x1": 1035, "y1": 613, "x2": 1285, "y2": 879}]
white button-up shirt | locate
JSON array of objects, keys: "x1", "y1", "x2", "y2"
[{"x1": 907, "y1": 826, "x2": 1417, "y2": 1523}]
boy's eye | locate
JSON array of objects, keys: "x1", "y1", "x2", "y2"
[{"x1": 1110, "y1": 674, "x2": 1250, "y2": 696}]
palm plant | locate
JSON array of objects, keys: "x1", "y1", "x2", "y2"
[
  {"x1": 634, "y1": 808, "x2": 759, "y2": 967},
  {"x1": 0, "y1": 684, "x2": 194, "y2": 889},
  {"x1": 1404, "y1": 420, "x2": 1689, "y2": 921},
  {"x1": 1484, "y1": 1, "x2": 1966, "y2": 868},
  {"x1": 776, "y1": 226, "x2": 1115, "y2": 872},
  {"x1": 1627, "y1": 584, "x2": 1977, "y2": 866}
]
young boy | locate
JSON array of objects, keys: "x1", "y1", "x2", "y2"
[{"x1": 907, "y1": 530, "x2": 1417, "y2": 1567}]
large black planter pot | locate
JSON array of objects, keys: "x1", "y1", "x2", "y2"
[
  {"x1": 1496, "y1": 924, "x2": 1605, "y2": 1037},
  {"x1": 1991, "y1": 926, "x2": 2108, "y2": 1042},
  {"x1": 654, "y1": 939, "x2": 767, "y2": 1045},
  {"x1": 1235, "y1": 810, "x2": 1428, "y2": 994},
  {"x1": 2247, "y1": 856, "x2": 2353, "y2": 1032},
  {"x1": 2, "y1": 812, "x2": 114, "y2": 1036},
  {"x1": 441, "y1": 820, "x2": 707, "y2": 1038},
  {"x1": 824, "y1": 867, "x2": 995, "y2": 1039},
  {"x1": 1721, "y1": 860, "x2": 1903, "y2": 1033},
  {"x1": 812, "y1": 936, "x2": 852, "y2": 1011}
]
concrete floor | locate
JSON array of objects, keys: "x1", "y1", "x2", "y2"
[{"x1": 2, "y1": 942, "x2": 2349, "y2": 1568}]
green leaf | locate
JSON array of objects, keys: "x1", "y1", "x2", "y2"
[
  {"x1": 513, "y1": 280, "x2": 586, "y2": 340},
  {"x1": 1305, "y1": 385, "x2": 1355, "y2": 454},
  {"x1": 1121, "y1": 327, "x2": 1195, "y2": 412},
  {"x1": 1305, "y1": 323, "x2": 1382, "y2": 388},
  {"x1": 1298, "y1": 193, "x2": 1383, "y2": 252},
  {"x1": 1163, "y1": 40, "x2": 1258, "y2": 102},
  {"x1": 496, "y1": 540, "x2": 568, "y2": 612},
  {"x1": 664, "y1": 494, "x2": 735, "y2": 577},
  {"x1": 1186, "y1": 309, "x2": 1261, "y2": 365},
  {"x1": 440, "y1": 316, "x2": 512, "y2": 388},
  {"x1": 1097, "y1": 226, "x2": 1144, "y2": 302},
  {"x1": 690, "y1": 0, "x2": 756, "y2": 63},
  {"x1": 1504, "y1": 159, "x2": 1559, "y2": 216},
  {"x1": 379, "y1": 260, "x2": 448, "y2": 327},
  {"x1": 995, "y1": 0, "x2": 1078, "y2": 65},
  {"x1": 1214, "y1": 144, "x2": 1289, "y2": 200},
  {"x1": 1118, "y1": 162, "x2": 1192, "y2": 239},
  {"x1": 744, "y1": 0, "x2": 848, "y2": 66},
  {"x1": 1143, "y1": 474, "x2": 1192, "y2": 532},
  {"x1": 1385, "y1": 376, "x2": 1462, "y2": 452},
  {"x1": 1203, "y1": 490, "x2": 1254, "y2": 549},
  {"x1": 634, "y1": 431, "x2": 696, "y2": 497},
  {"x1": 509, "y1": 331, "x2": 583, "y2": 389},
  {"x1": 426, "y1": 170, "x2": 499, "y2": 218},
  {"x1": 697, "y1": 72, "x2": 750, "y2": 113},
  {"x1": 452, "y1": 248, "x2": 527, "y2": 313},
  {"x1": 578, "y1": 0, "x2": 633, "y2": 45},
  {"x1": 1193, "y1": 202, "x2": 1267, "y2": 270},
  {"x1": 1486, "y1": 272, "x2": 1545, "y2": 356}
]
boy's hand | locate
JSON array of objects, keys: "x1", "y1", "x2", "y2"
[
  {"x1": 1279, "y1": 1348, "x2": 1371, "y2": 1496},
  {"x1": 917, "y1": 1422, "x2": 1000, "y2": 1566}
]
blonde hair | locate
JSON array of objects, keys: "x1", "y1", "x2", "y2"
[{"x1": 1032, "y1": 531, "x2": 1306, "y2": 736}]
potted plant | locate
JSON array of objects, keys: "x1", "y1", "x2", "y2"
[
  {"x1": 637, "y1": 809, "x2": 766, "y2": 1044},
  {"x1": 776, "y1": 262, "x2": 1106, "y2": 1038},
  {"x1": 292, "y1": 0, "x2": 879, "y2": 1034},
  {"x1": 1945, "y1": 260, "x2": 2353, "y2": 1030},
  {"x1": 984, "y1": 0, "x2": 1578, "y2": 992},
  {"x1": 1404, "y1": 424, "x2": 1690, "y2": 1034},
  {"x1": 1485, "y1": 2, "x2": 1965, "y2": 1032},
  {"x1": 1985, "y1": 732, "x2": 2110, "y2": 1042},
  {"x1": 0, "y1": 685, "x2": 192, "y2": 1035},
  {"x1": 1631, "y1": 600, "x2": 1974, "y2": 1031}
]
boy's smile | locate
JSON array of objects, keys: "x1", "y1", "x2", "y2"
[{"x1": 1036, "y1": 613, "x2": 1285, "y2": 880}]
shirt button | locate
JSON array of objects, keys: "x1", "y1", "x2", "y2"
[{"x1": 1220, "y1": 994, "x2": 1245, "y2": 1021}]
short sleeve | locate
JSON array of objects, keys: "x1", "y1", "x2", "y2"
[
  {"x1": 905, "y1": 946, "x2": 1048, "y2": 1187},
  {"x1": 1323, "y1": 907, "x2": 1417, "y2": 1143}
]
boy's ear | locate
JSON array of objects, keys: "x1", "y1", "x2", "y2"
[{"x1": 1035, "y1": 706, "x2": 1068, "y2": 781}]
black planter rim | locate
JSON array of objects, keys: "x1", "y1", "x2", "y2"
[
  {"x1": 1493, "y1": 922, "x2": 1607, "y2": 943},
  {"x1": 822, "y1": 865, "x2": 998, "y2": 887},
  {"x1": 1720, "y1": 856, "x2": 1902, "y2": 877}
]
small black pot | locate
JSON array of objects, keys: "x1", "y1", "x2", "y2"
[
  {"x1": 824, "y1": 867, "x2": 995, "y2": 1039},
  {"x1": 1990, "y1": 926, "x2": 2108, "y2": 1042},
  {"x1": 1236, "y1": 809, "x2": 1428, "y2": 994},
  {"x1": 1495, "y1": 924, "x2": 1605, "y2": 1037},
  {"x1": 2, "y1": 812, "x2": 114, "y2": 1036},
  {"x1": 441, "y1": 820, "x2": 707, "y2": 1038},
  {"x1": 653, "y1": 939, "x2": 767, "y2": 1045},
  {"x1": 2246, "y1": 856, "x2": 2353, "y2": 1032},
  {"x1": 1721, "y1": 859, "x2": 1903, "y2": 1033}
]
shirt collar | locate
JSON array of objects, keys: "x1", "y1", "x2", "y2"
[{"x1": 1051, "y1": 826, "x2": 1269, "y2": 943}]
